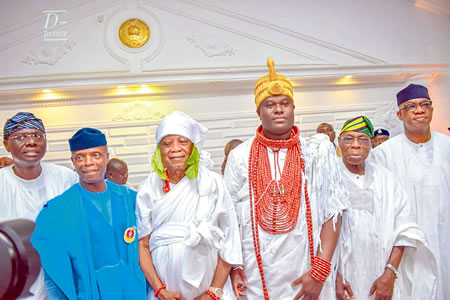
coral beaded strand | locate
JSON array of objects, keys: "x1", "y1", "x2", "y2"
[{"x1": 248, "y1": 125, "x2": 315, "y2": 300}]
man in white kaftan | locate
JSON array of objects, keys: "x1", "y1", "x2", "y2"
[
  {"x1": 224, "y1": 57, "x2": 349, "y2": 300},
  {"x1": 0, "y1": 163, "x2": 78, "y2": 222},
  {"x1": 371, "y1": 84, "x2": 449, "y2": 299},
  {"x1": 336, "y1": 116, "x2": 436, "y2": 300},
  {"x1": 225, "y1": 135, "x2": 348, "y2": 300},
  {"x1": 136, "y1": 111, "x2": 242, "y2": 300},
  {"x1": 0, "y1": 112, "x2": 77, "y2": 299}
]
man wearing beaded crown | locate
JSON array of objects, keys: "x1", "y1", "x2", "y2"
[
  {"x1": 335, "y1": 116, "x2": 436, "y2": 300},
  {"x1": 136, "y1": 111, "x2": 243, "y2": 300},
  {"x1": 371, "y1": 83, "x2": 449, "y2": 299},
  {"x1": 224, "y1": 57, "x2": 349, "y2": 300}
]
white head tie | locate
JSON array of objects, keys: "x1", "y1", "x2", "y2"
[{"x1": 155, "y1": 111, "x2": 208, "y2": 151}]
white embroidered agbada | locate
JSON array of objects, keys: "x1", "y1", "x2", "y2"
[
  {"x1": 338, "y1": 159, "x2": 437, "y2": 299},
  {"x1": 224, "y1": 133, "x2": 349, "y2": 300},
  {"x1": 136, "y1": 111, "x2": 243, "y2": 300},
  {"x1": 371, "y1": 131, "x2": 449, "y2": 299},
  {"x1": 0, "y1": 162, "x2": 78, "y2": 300}
]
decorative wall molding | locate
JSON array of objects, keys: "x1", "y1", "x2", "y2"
[
  {"x1": 0, "y1": 0, "x2": 122, "y2": 53},
  {"x1": 0, "y1": 102, "x2": 392, "y2": 188},
  {"x1": 22, "y1": 41, "x2": 76, "y2": 66},
  {"x1": 375, "y1": 102, "x2": 403, "y2": 136},
  {"x1": 0, "y1": 63, "x2": 446, "y2": 94},
  {"x1": 186, "y1": 34, "x2": 235, "y2": 57},
  {"x1": 189, "y1": 0, "x2": 389, "y2": 64},
  {"x1": 145, "y1": 0, "x2": 327, "y2": 63},
  {"x1": 112, "y1": 101, "x2": 164, "y2": 121},
  {"x1": 0, "y1": 63, "x2": 446, "y2": 108},
  {"x1": 0, "y1": 0, "x2": 91, "y2": 37},
  {"x1": 148, "y1": 0, "x2": 387, "y2": 64},
  {"x1": 103, "y1": 5, "x2": 165, "y2": 70}
]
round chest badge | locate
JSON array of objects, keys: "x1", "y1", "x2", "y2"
[{"x1": 124, "y1": 226, "x2": 136, "y2": 243}]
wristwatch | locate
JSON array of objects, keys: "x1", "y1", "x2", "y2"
[
  {"x1": 208, "y1": 287, "x2": 224, "y2": 298},
  {"x1": 385, "y1": 263, "x2": 399, "y2": 278}
]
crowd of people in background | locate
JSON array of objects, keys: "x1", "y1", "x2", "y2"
[{"x1": 0, "y1": 57, "x2": 448, "y2": 300}]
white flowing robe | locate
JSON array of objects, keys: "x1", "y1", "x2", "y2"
[
  {"x1": 338, "y1": 160, "x2": 437, "y2": 299},
  {"x1": 136, "y1": 166, "x2": 243, "y2": 300},
  {"x1": 224, "y1": 133, "x2": 349, "y2": 300},
  {"x1": 371, "y1": 131, "x2": 449, "y2": 299},
  {"x1": 0, "y1": 162, "x2": 78, "y2": 300}
]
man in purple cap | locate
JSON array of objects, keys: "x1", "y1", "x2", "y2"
[
  {"x1": 32, "y1": 128, "x2": 146, "y2": 300},
  {"x1": 372, "y1": 83, "x2": 449, "y2": 299},
  {"x1": 0, "y1": 112, "x2": 77, "y2": 300}
]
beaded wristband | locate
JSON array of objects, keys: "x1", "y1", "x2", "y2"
[
  {"x1": 308, "y1": 256, "x2": 331, "y2": 283},
  {"x1": 154, "y1": 285, "x2": 166, "y2": 298},
  {"x1": 206, "y1": 290, "x2": 220, "y2": 300}
]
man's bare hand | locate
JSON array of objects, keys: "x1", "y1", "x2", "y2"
[
  {"x1": 368, "y1": 269, "x2": 396, "y2": 300},
  {"x1": 292, "y1": 272, "x2": 324, "y2": 300},
  {"x1": 194, "y1": 293, "x2": 212, "y2": 300},
  {"x1": 230, "y1": 268, "x2": 248, "y2": 299},
  {"x1": 335, "y1": 272, "x2": 354, "y2": 300},
  {"x1": 158, "y1": 289, "x2": 185, "y2": 300}
]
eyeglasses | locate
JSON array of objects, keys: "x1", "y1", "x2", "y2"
[
  {"x1": 341, "y1": 136, "x2": 371, "y2": 145},
  {"x1": 399, "y1": 100, "x2": 432, "y2": 112},
  {"x1": 8, "y1": 133, "x2": 46, "y2": 142}
]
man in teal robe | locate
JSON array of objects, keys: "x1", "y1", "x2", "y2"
[{"x1": 32, "y1": 128, "x2": 146, "y2": 300}]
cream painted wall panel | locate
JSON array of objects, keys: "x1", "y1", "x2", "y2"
[
  {"x1": 109, "y1": 126, "x2": 148, "y2": 136},
  {"x1": 209, "y1": 0, "x2": 450, "y2": 64},
  {"x1": 48, "y1": 141, "x2": 70, "y2": 152}
]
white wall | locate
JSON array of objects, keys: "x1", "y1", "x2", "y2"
[{"x1": 0, "y1": 0, "x2": 448, "y2": 186}]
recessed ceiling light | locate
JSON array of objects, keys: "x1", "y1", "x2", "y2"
[
  {"x1": 42, "y1": 89, "x2": 52, "y2": 93},
  {"x1": 344, "y1": 75, "x2": 353, "y2": 79},
  {"x1": 117, "y1": 85, "x2": 126, "y2": 88},
  {"x1": 140, "y1": 84, "x2": 149, "y2": 88}
]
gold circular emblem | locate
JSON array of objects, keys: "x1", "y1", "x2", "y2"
[
  {"x1": 124, "y1": 226, "x2": 136, "y2": 243},
  {"x1": 119, "y1": 19, "x2": 150, "y2": 48},
  {"x1": 268, "y1": 81, "x2": 284, "y2": 95}
]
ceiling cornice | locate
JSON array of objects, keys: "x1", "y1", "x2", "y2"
[{"x1": 0, "y1": 63, "x2": 446, "y2": 108}]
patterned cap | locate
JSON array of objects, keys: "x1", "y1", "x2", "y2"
[
  {"x1": 340, "y1": 116, "x2": 374, "y2": 137},
  {"x1": 3, "y1": 112, "x2": 45, "y2": 140},
  {"x1": 254, "y1": 57, "x2": 293, "y2": 109},
  {"x1": 373, "y1": 128, "x2": 390, "y2": 137}
]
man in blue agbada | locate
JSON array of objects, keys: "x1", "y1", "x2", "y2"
[{"x1": 31, "y1": 128, "x2": 146, "y2": 300}]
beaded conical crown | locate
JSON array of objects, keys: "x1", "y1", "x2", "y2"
[{"x1": 254, "y1": 57, "x2": 293, "y2": 109}]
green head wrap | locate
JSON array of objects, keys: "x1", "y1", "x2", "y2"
[{"x1": 151, "y1": 144, "x2": 200, "y2": 180}]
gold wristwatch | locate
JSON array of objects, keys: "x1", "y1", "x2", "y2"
[{"x1": 208, "y1": 287, "x2": 224, "y2": 298}]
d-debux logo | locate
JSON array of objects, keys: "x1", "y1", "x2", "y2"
[{"x1": 43, "y1": 10, "x2": 68, "y2": 41}]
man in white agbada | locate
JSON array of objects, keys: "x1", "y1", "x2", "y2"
[
  {"x1": 371, "y1": 84, "x2": 449, "y2": 299},
  {"x1": 336, "y1": 116, "x2": 436, "y2": 300},
  {"x1": 224, "y1": 57, "x2": 349, "y2": 300},
  {"x1": 0, "y1": 112, "x2": 78, "y2": 299},
  {"x1": 136, "y1": 111, "x2": 243, "y2": 300}
]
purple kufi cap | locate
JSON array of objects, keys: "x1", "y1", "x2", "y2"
[{"x1": 396, "y1": 84, "x2": 430, "y2": 106}]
